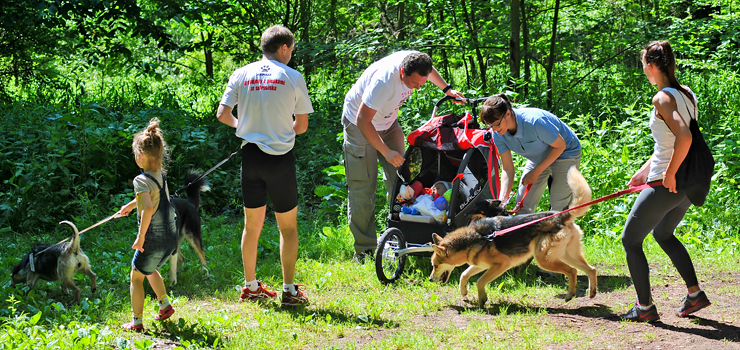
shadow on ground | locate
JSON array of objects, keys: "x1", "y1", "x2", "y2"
[{"x1": 451, "y1": 301, "x2": 740, "y2": 343}]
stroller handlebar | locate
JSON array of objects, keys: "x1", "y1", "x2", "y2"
[
  {"x1": 434, "y1": 95, "x2": 490, "y2": 108},
  {"x1": 431, "y1": 95, "x2": 491, "y2": 122}
]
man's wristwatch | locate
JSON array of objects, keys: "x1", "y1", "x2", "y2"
[{"x1": 442, "y1": 84, "x2": 452, "y2": 93}]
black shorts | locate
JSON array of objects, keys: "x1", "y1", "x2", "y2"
[{"x1": 240, "y1": 142, "x2": 298, "y2": 213}]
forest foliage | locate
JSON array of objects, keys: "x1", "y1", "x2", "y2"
[{"x1": 1, "y1": 0, "x2": 739, "y2": 238}]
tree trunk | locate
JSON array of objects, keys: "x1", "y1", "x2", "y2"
[
  {"x1": 475, "y1": 48, "x2": 487, "y2": 91},
  {"x1": 439, "y1": 9, "x2": 451, "y2": 78},
  {"x1": 460, "y1": 0, "x2": 486, "y2": 91},
  {"x1": 463, "y1": 52, "x2": 471, "y2": 85},
  {"x1": 329, "y1": 0, "x2": 338, "y2": 39},
  {"x1": 202, "y1": 32, "x2": 213, "y2": 81},
  {"x1": 468, "y1": 55, "x2": 477, "y2": 84},
  {"x1": 397, "y1": 1, "x2": 405, "y2": 41},
  {"x1": 299, "y1": 0, "x2": 312, "y2": 84},
  {"x1": 451, "y1": 7, "x2": 471, "y2": 86},
  {"x1": 283, "y1": 2, "x2": 290, "y2": 26},
  {"x1": 546, "y1": 0, "x2": 560, "y2": 109},
  {"x1": 509, "y1": 0, "x2": 521, "y2": 92}
]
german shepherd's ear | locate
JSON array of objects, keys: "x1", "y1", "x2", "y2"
[
  {"x1": 488, "y1": 199, "x2": 502, "y2": 208},
  {"x1": 431, "y1": 244, "x2": 447, "y2": 257},
  {"x1": 432, "y1": 233, "x2": 443, "y2": 245}
]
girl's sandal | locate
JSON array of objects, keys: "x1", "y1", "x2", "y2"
[
  {"x1": 122, "y1": 322, "x2": 144, "y2": 333},
  {"x1": 155, "y1": 305, "x2": 175, "y2": 321}
]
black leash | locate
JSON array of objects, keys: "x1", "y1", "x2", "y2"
[{"x1": 174, "y1": 147, "x2": 242, "y2": 196}]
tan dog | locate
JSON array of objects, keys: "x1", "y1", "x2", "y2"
[{"x1": 429, "y1": 166, "x2": 596, "y2": 307}]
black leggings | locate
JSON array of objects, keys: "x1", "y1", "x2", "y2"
[{"x1": 621, "y1": 185, "x2": 697, "y2": 306}]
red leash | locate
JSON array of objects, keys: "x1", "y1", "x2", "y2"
[
  {"x1": 509, "y1": 184, "x2": 532, "y2": 213},
  {"x1": 485, "y1": 132, "x2": 530, "y2": 212},
  {"x1": 486, "y1": 137, "x2": 500, "y2": 199},
  {"x1": 486, "y1": 181, "x2": 664, "y2": 239}
]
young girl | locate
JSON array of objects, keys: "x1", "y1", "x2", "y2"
[
  {"x1": 620, "y1": 41, "x2": 710, "y2": 322},
  {"x1": 118, "y1": 118, "x2": 177, "y2": 332}
]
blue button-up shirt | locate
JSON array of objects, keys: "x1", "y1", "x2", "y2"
[{"x1": 492, "y1": 108, "x2": 581, "y2": 164}]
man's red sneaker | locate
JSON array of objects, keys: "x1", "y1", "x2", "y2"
[
  {"x1": 239, "y1": 281, "x2": 278, "y2": 302},
  {"x1": 281, "y1": 284, "x2": 309, "y2": 308}
]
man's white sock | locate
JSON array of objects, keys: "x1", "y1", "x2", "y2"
[{"x1": 245, "y1": 279, "x2": 259, "y2": 292}]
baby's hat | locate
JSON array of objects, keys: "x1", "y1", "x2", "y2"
[{"x1": 432, "y1": 181, "x2": 451, "y2": 192}]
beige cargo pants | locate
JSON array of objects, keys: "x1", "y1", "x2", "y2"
[{"x1": 342, "y1": 117, "x2": 405, "y2": 255}]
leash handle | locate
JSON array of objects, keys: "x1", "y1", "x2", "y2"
[
  {"x1": 487, "y1": 181, "x2": 663, "y2": 239},
  {"x1": 509, "y1": 184, "x2": 532, "y2": 213},
  {"x1": 174, "y1": 147, "x2": 242, "y2": 196}
]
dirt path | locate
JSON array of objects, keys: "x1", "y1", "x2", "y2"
[{"x1": 333, "y1": 270, "x2": 740, "y2": 349}]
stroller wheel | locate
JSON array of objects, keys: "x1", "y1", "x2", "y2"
[{"x1": 375, "y1": 228, "x2": 407, "y2": 284}]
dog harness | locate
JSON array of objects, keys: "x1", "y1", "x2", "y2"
[{"x1": 28, "y1": 254, "x2": 35, "y2": 272}]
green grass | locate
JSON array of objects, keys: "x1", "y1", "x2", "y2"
[{"x1": 1, "y1": 205, "x2": 738, "y2": 349}]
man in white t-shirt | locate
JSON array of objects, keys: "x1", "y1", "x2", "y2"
[
  {"x1": 342, "y1": 51, "x2": 463, "y2": 262},
  {"x1": 217, "y1": 25, "x2": 312, "y2": 307}
]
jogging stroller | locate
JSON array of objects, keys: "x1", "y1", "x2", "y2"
[{"x1": 374, "y1": 96, "x2": 501, "y2": 283}]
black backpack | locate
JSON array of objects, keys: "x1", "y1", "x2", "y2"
[{"x1": 663, "y1": 92, "x2": 714, "y2": 206}]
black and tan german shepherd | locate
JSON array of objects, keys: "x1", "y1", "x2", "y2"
[{"x1": 429, "y1": 166, "x2": 597, "y2": 308}]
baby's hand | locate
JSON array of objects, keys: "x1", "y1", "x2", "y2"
[{"x1": 132, "y1": 237, "x2": 145, "y2": 252}]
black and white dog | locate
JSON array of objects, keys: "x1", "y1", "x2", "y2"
[{"x1": 11, "y1": 221, "x2": 96, "y2": 303}]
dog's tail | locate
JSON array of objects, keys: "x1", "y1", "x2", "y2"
[
  {"x1": 183, "y1": 169, "x2": 209, "y2": 208},
  {"x1": 59, "y1": 220, "x2": 81, "y2": 254},
  {"x1": 566, "y1": 166, "x2": 592, "y2": 219}
]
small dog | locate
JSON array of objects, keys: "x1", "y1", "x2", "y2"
[
  {"x1": 11, "y1": 221, "x2": 97, "y2": 303},
  {"x1": 169, "y1": 170, "x2": 210, "y2": 286},
  {"x1": 429, "y1": 166, "x2": 597, "y2": 307}
]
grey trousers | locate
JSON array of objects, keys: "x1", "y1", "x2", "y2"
[
  {"x1": 515, "y1": 155, "x2": 581, "y2": 214},
  {"x1": 342, "y1": 117, "x2": 405, "y2": 254}
]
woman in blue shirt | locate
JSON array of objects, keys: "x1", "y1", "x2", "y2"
[{"x1": 479, "y1": 94, "x2": 581, "y2": 213}]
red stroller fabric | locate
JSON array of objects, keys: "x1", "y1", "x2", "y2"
[{"x1": 407, "y1": 112, "x2": 490, "y2": 150}]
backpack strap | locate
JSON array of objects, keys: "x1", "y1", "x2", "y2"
[
  {"x1": 661, "y1": 89, "x2": 697, "y2": 135},
  {"x1": 675, "y1": 91, "x2": 698, "y2": 122}
]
